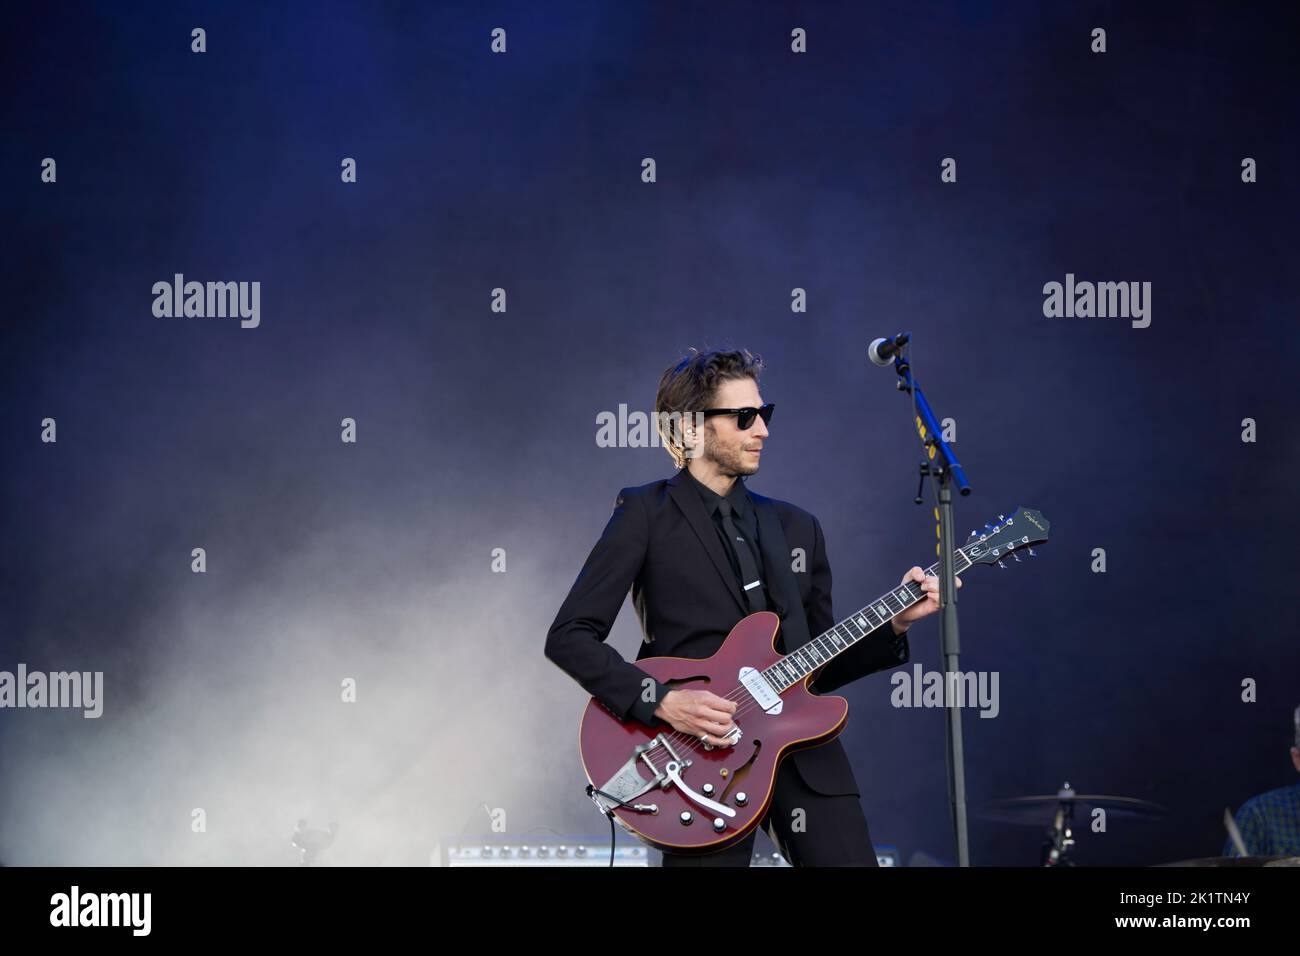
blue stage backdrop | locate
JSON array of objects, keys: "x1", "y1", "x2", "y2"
[{"x1": 0, "y1": 1, "x2": 1297, "y2": 866}]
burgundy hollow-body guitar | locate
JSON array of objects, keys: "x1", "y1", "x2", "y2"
[{"x1": 579, "y1": 507, "x2": 1050, "y2": 854}]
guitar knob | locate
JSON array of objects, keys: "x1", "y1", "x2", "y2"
[
  {"x1": 702, "y1": 783, "x2": 715, "y2": 796},
  {"x1": 679, "y1": 811, "x2": 694, "y2": 826},
  {"x1": 735, "y1": 792, "x2": 748, "y2": 806},
  {"x1": 713, "y1": 818, "x2": 726, "y2": 832}
]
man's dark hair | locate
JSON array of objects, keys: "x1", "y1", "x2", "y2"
[{"x1": 654, "y1": 347, "x2": 764, "y2": 469}]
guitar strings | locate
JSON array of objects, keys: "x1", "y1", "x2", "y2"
[
  {"x1": 645, "y1": 533, "x2": 1009, "y2": 765},
  {"x1": 646, "y1": 572, "x2": 940, "y2": 764},
  {"x1": 656, "y1": 575, "x2": 932, "y2": 758}
]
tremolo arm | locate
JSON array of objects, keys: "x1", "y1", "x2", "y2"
[{"x1": 592, "y1": 733, "x2": 736, "y2": 820}]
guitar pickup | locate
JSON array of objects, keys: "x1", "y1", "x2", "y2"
[{"x1": 739, "y1": 666, "x2": 782, "y2": 714}]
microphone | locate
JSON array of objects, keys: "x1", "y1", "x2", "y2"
[{"x1": 867, "y1": 333, "x2": 910, "y2": 367}]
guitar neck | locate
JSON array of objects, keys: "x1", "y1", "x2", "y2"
[{"x1": 761, "y1": 546, "x2": 974, "y2": 693}]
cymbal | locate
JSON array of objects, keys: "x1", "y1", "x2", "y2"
[
  {"x1": 1155, "y1": 855, "x2": 1300, "y2": 868},
  {"x1": 975, "y1": 794, "x2": 1167, "y2": 826}
]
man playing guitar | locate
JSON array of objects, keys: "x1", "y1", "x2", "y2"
[{"x1": 545, "y1": 347, "x2": 955, "y2": 866}]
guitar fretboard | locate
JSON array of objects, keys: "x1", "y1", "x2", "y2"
[{"x1": 761, "y1": 546, "x2": 974, "y2": 693}]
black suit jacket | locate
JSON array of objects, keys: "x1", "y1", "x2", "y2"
[{"x1": 546, "y1": 468, "x2": 909, "y2": 797}]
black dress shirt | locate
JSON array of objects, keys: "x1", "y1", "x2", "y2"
[{"x1": 682, "y1": 468, "x2": 770, "y2": 612}]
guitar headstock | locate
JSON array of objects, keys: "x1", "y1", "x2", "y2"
[{"x1": 963, "y1": 507, "x2": 1049, "y2": 568}]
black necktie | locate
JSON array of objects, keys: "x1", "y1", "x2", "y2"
[{"x1": 717, "y1": 498, "x2": 765, "y2": 613}]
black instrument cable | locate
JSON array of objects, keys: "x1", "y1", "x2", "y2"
[{"x1": 585, "y1": 784, "x2": 655, "y2": 867}]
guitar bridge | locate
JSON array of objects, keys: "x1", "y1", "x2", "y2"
[
  {"x1": 591, "y1": 734, "x2": 735, "y2": 821},
  {"x1": 590, "y1": 733, "x2": 690, "y2": 814}
]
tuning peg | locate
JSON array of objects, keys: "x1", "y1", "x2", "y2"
[
  {"x1": 1012, "y1": 552, "x2": 1021, "y2": 562},
  {"x1": 1028, "y1": 548, "x2": 1036, "y2": 557},
  {"x1": 998, "y1": 514, "x2": 1005, "y2": 521},
  {"x1": 997, "y1": 560, "x2": 1007, "y2": 569}
]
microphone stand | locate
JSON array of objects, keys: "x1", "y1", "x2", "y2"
[{"x1": 888, "y1": 341, "x2": 972, "y2": 867}]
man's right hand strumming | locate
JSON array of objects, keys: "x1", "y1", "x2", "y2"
[{"x1": 654, "y1": 689, "x2": 739, "y2": 746}]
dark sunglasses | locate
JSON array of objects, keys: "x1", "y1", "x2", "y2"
[{"x1": 699, "y1": 403, "x2": 774, "y2": 430}]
